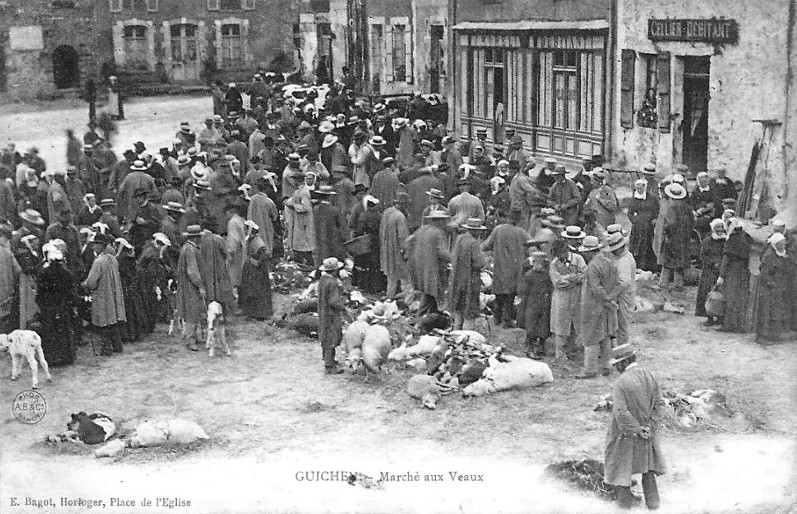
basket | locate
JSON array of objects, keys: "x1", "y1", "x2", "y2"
[
  {"x1": 344, "y1": 234, "x2": 371, "y2": 257},
  {"x1": 704, "y1": 286, "x2": 725, "y2": 318}
]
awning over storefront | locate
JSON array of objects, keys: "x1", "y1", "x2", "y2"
[{"x1": 452, "y1": 19, "x2": 609, "y2": 32}]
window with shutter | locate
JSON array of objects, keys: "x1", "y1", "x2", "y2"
[
  {"x1": 220, "y1": 0, "x2": 239, "y2": 9},
  {"x1": 243, "y1": 0, "x2": 255, "y2": 9},
  {"x1": 404, "y1": 26, "x2": 413, "y2": 84},
  {"x1": 391, "y1": 25, "x2": 406, "y2": 82},
  {"x1": 146, "y1": 0, "x2": 158, "y2": 11},
  {"x1": 620, "y1": 49, "x2": 635, "y2": 129},
  {"x1": 656, "y1": 52, "x2": 671, "y2": 133},
  {"x1": 122, "y1": 0, "x2": 132, "y2": 8},
  {"x1": 208, "y1": 0, "x2": 220, "y2": 10},
  {"x1": 384, "y1": 25, "x2": 393, "y2": 82},
  {"x1": 109, "y1": 0, "x2": 122, "y2": 12}
]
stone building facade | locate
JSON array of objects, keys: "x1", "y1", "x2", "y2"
[
  {"x1": 297, "y1": 0, "x2": 441, "y2": 96},
  {"x1": 449, "y1": 0, "x2": 615, "y2": 165},
  {"x1": 612, "y1": 0, "x2": 796, "y2": 207},
  {"x1": 104, "y1": 0, "x2": 297, "y2": 85},
  {"x1": 0, "y1": 0, "x2": 107, "y2": 100}
]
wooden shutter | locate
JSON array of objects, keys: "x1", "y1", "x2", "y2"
[
  {"x1": 404, "y1": 25, "x2": 413, "y2": 84},
  {"x1": 657, "y1": 51, "x2": 671, "y2": 133},
  {"x1": 620, "y1": 49, "x2": 635, "y2": 129},
  {"x1": 384, "y1": 25, "x2": 393, "y2": 82},
  {"x1": 207, "y1": 0, "x2": 220, "y2": 11}
]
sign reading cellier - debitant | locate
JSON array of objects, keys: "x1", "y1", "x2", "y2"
[{"x1": 648, "y1": 18, "x2": 738, "y2": 44}]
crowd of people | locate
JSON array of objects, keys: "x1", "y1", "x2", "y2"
[{"x1": 0, "y1": 74, "x2": 795, "y2": 376}]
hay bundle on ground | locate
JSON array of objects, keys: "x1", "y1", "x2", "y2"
[{"x1": 543, "y1": 459, "x2": 618, "y2": 501}]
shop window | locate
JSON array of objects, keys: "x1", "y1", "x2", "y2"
[
  {"x1": 539, "y1": 50, "x2": 603, "y2": 133},
  {"x1": 637, "y1": 53, "x2": 657, "y2": 128},
  {"x1": 221, "y1": 23, "x2": 244, "y2": 69},
  {"x1": 123, "y1": 25, "x2": 149, "y2": 70},
  {"x1": 391, "y1": 24, "x2": 406, "y2": 82},
  {"x1": 220, "y1": 0, "x2": 241, "y2": 9}
]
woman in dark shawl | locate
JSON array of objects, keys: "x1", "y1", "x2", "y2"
[
  {"x1": 137, "y1": 233, "x2": 174, "y2": 324},
  {"x1": 755, "y1": 233, "x2": 795, "y2": 343},
  {"x1": 352, "y1": 195, "x2": 385, "y2": 293},
  {"x1": 116, "y1": 238, "x2": 148, "y2": 342},
  {"x1": 695, "y1": 219, "x2": 726, "y2": 323},
  {"x1": 240, "y1": 220, "x2": 273, "y2": 320},
  {"x1": 717, "y1": 219, "x2": 752, "y2": 333},
  {"x1": 627, "y1": 178, "x2": 659, "y2": 272},
  {"x1": 36, "y1": 248, "x2": 78, "y2": 366}
]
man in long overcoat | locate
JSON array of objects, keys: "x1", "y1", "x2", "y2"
[
  {"x1": 82, "y1": 234, "x2": 126, "y2": 355},
  {"x1": 247, "y1": 177, "x2": 277, "y2": 256},
  {"x1": 317, "y1": 257, "x2": 346, "y2": 374},
  {"x1": 584, "y1": 168, "x2": 619, "y2": 229},
  {"x1": 481, "y1": 209, "x2": 527, "y2": 326},
  {"x1": 578, "y1": 232, "x2": 622, "y2": 378},
  {"x1": 550, "y1": 239, "x2": 586, "y2": 363},
  {"x1": 405, "y1": 166, "x2": 442, "y2": 232},
  {"x1": 370, "y1": 157, "x2": 402, "y2": 211},
  {"x1": 661, "y1": 183, "x2": 694, "y2": 288},
  {"x1": 604, "y1": 344, "x2": 666, "y2": 510},
  {"x1": 199, "y1": 223, "x2": 235, "y2": 310},
  {"x1": 407, "y1": 211, "x2": 451, "y2": 315},
  {"x1": 176, "y1": 226, "x2": 205, "y2": 351},
  {"x1": 548, "y1": 165, "x2": 582, "y2": 226},
  {"x1": 313, "y1": 186, "x2": 346, "y2": 265},
  {"x1": 448, "y1": 219, "x2": 487, "y2": 330},
  {"x1": 448, "y1": 176, "x2": 485, "y2": 227},
  {"x1": 284, "y1": 173, "x2": 316, "y2": 266},
  {"x1": 380, "y1": 193, "x2": 411, "y2": 298}
]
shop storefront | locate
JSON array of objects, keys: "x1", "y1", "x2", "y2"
[{"x1": 452, "y1": 20, "x2": 610, "y2": 165}]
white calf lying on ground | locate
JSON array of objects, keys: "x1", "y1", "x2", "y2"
[
  {"x1": 206, "y1": 301, "x2": 231, "y2": 357},
  {"x1": 462, "y1": 355, "x2": 554, "y2": 397},
  {"x1": 407, "y1": 375, "x2": 457, "y2": 409},
  {"x1": 0, "y1": 330, "x2": 52, "y2": 389}
]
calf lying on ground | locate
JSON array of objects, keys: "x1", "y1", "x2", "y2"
[
  {"x1": 0, "y1": 330, "x2": 52, "y2": 389},
  {"x1": 46, "y1": 412, "x2": 116, "y2": 445}
]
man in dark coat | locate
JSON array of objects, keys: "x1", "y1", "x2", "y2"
[
  {"x1": 176, "y1": 226, "x2": 205, "y2": 351},
  {"x1": 380, "y1": 192, "x2": 411, "y2": 298},
  {"x1": 661, "y1": 183, "x2": 694, "y2": 288},
  {"x1": 407, "y1": 211, "x2": 451, "y2": 315},
  {"x1": 548, "y1": 164, "x2": 581, "y2": 226},
  {"x1": 448, "y1": 218, "x2": 487, "y2": 329},
  {"x1": 225, "y1": 83, "x2": 243, "y2": 116},
  {"x1": 405, "y1": 166, "x2": 443, "y2": 233},
  {"x1": 604, "y1": 344, "x2": 666, "y2": 510},
  {"x1": 317, "y1": 257, "x2": 346, "y2": 374},
  {"x1": 198, "y1": 221, "x2": 235, "y2": 310},
  {"x1": 481, "y1": 209, "x2": 527, "y2": 326},
  {"x1": 82, "y1": 234, "x2": 126, "y2": 355},
  {"x1": 370, "y1": 157, "x2": 402, "y2": 212},
  {"x1": 313, "y1": 186, "x2": 346, "y2": 266}
]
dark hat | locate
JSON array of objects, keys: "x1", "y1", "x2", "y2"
[
  {"x1": 475, "y1": 127, "x2": 487, "y2": 135},
  {"x1": 457, "y1": 177, "x2": 472, "y2": 186},
  {"x1": 505, "y1": 128, "x2": 516, "y2": 137},
  {"x1": 510, "y1": 135, "x2": 524, "y2": 145},
  {"x1": 641, "y1": 164, "x2": 656, "y2": 174},
  {"x1": 94, "y1": 233, "x2": 114, "y2": 245},
  {"x1": 394, "y1": 191, "x2": 410, "y2": 203},
  {"x1": 354, "y1": 183, "x2": 367, "y2": 193},
  {"x1": 436, "y1": 163, "x2": 449, "y2": 173}
]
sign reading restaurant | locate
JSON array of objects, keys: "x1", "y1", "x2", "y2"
[{"x1": 648, "y1": 18, "x2": 738, "y2": 44}]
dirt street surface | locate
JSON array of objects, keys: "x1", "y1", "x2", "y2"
[{"x1": 1, "y1": 97, "x2": 796, "y2": 514}]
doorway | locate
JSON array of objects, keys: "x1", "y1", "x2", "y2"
[
  {"x1": 429, "y1": 25, "x2": 444, "y2": 94},
  {"x1": 317, "y1": 23, "x2": 333, "y2": 84},
  {"x1": 170, "y1": 24, "x2": 200, "y2": 82},
  {"x1": 682, "y1": 56, "x2": 710, "y2": 176},
  {"x1": 52, "y1": 45, "x2": 80, "y2": 89}
]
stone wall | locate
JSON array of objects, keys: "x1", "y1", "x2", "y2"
[{"x1": 1, "y1": 0, "x2": 106, "y2": 100}]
